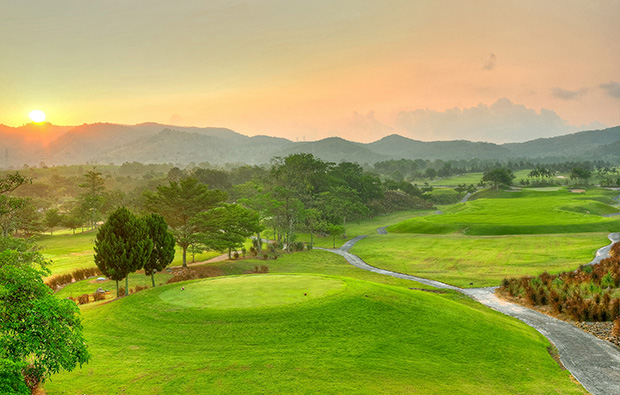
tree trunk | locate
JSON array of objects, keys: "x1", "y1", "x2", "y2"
[
  {"x1": 116, "y1": 280, "x2": 119, "y2": 298},
  {"x1": 228, "y1": 247, "x2": 232, "y2": 259},
  {"x1": 151, "y1": 272, "x2": 156, "y2": 288},
  {"x1": 182, "y1": 245, "x2": 187, "y2": 268},
  {"x1": 310, "y1": 232, "x2": 313, "y2": 249},
  {"x1": 257, "y1": 232, "x2": 262, "y2": 252},
  {"x1": 125, "y1": 276, "x2": 129, "y2": 296},
  {"x1": 342, "y1": 216, "x2": 347, "y2": 238}
]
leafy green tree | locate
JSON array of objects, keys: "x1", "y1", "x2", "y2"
[
  {"x1": 43, "y1": 208, "x2": 63, "y2": 235},
  {"x1": 143, "y1": 213, "x2": 175, "y2": 287},
  {"x1": 570, "y1": 167, "x2": 592, "y2": 184},
  {"x1": 94, "y1": 207, "x2": 152, "y2": 296},
  {"x1": 144, "y1": 178, "x2": 227, "y2": 268},
  {"x1": 322, "y1": 186, "x2": 368, "y2": 237},
  {"x1": 326, "y1": 223, "x2": 345, "y2": 248},
  {"x1": 193, "y1": 204, "x2": 262, "y2": 258},
  {"x1": 482, "y1": 168, "x2": 515, "y2": 190},
  {"x1": 0, "y1": 244, "x2": 89, "y2": 393},
  {"x1": 78, "y1": 170, "x2": 106, "y2": 229}
]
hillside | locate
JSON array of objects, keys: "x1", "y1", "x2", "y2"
[{"x1": 0, "y1": 122, "x2": 618, "y2": 167}]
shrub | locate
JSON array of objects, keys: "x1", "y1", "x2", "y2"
[
  {"x1": 132, "y1": 284, "x2": 148, "y2": 294},
  {"x1": 166, "y1": 266, "x2": 224, "y2": 284},
  {"x1": 93, "y1": 292, "x2": 106, "y2": 301},
  {"x1": 118, "y1": 287, "x2": 126, "y2": 297},
  {"x1": 233, "y1": 251, "x2": 240, "y2": 260},
  {"x1": 77, "y1": 294, "x2": 90, "y2": 305},
  {"x1": 613, "y1": 318, "x2": 620, "y2": 338}
]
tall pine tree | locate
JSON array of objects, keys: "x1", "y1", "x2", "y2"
[
  {"x1": 143, "y1": 213, "x2": 175, "y2": 287},
  {"x1": 94, "y1": 207, "x2": 152, "y2": 296}
]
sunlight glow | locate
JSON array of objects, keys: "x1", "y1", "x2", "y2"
[{"x1": 29, "y1": 109, "x2": 46, "y2": 123}]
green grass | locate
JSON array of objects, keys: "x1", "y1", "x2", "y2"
[
  {"x1": 286, "y1": 209, "x2": 435, "y2": 248},
  {"x1": 389, "y1": 188, "x2": 619, "y2": 235},
  {"x1": 350, "y1": 233, "x2": 610, "y2": 287},
  {"x1": 37, "y1": 231, "x2": 222, "y2": 276},
  {"x1": 160, "y1": 274, "x2": 345, "y2": 309},
  {"x1": 44, "y1": 274, "x2": 585, "y2": 394},
  {"x1": 427, "y1": 169, "x2": 550, "y2": 186},
  {"x1": 56, "y1": 271, "x2": 174, "y2": 299}
]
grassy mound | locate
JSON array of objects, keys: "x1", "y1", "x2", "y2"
[
  {"x1": 159, "y1": 275, "x2": 345, "y2": 309},
  {"x1": 388, "y1": 188, "x2": 619, "y2": 235},
  {"x1": 45, "y1": 274, "x2": 585, "y2": 394}
]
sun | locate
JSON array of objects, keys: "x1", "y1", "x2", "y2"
[{"x1": 29, "y1": 109, "x2": 46, "y2": 123}]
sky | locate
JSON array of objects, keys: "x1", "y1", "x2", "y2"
[{"x1": 1, "y1": 0, "x2": 619, "y2": 143}]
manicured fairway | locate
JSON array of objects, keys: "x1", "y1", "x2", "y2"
[
  {"x1": 291, "y1": 209, "x2": 436, "y2": 248},
  {"x1": 388, "y1": 188, "x2": 619, "y2": 235},
  {"x1": 351, "y1": 233, "x2": 610, "y2": 287},
  {"x1": 44, "y1": 274, "x2": 585, "y2": 394}
]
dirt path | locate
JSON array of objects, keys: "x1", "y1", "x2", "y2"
[{"x1": 317, "y1": 234, "x2": 620, "y2": 395}]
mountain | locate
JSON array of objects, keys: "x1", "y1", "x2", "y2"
[
  {"x1": 502, "y1": 126, "x2": 619, "y2": 160},
  {"x1": 0, "y1": 123, "x2": 618, "y2": 168},
  {"x1": 368, "y1": 135, "x2": 512, "y2": 160}
]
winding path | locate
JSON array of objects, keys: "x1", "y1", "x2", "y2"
[{"x1": 317, "y1": 233, "x2": 620, "y2": 395}]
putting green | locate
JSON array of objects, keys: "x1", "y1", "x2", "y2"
[{"x1": 159, "y1": 274, "x2": 345, "y2": 309}]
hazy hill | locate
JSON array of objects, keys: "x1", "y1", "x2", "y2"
[
  {"x1": 275, "y1": 137, "x2": 390, "y2": 164},
  {"x1": 0, "y1": 122, "x2": 618, "y2": 168},
  {"x1": 502, "y1": 126, "x2": 619, "y2": 160},
  {"x1": 368, "y1": 135, "x2": 512, "y2": 160}
]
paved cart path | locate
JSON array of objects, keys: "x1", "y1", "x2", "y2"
[{"x1": 317, "y1": 233, "x2": 620, "y2": 395}]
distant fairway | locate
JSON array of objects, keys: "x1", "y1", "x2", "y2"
[
  {"x1": 38, "y1": 231, "x2": 221, "y2": 276},
  {"x1": 44, "y1": 274, "x2": 585, "y2": 394},
  {"x1": 388, "y1": 188, "x2": 619, "y2": 235},
  {"x1": 350, "y1": 233, "x2": 609, "y2": 287}
]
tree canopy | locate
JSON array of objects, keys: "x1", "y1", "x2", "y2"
[
  {"x1": 94, "y1": 207, "x2": 152, "y2": 295},
  {"x1": 0, "y1": 242, "x2": 89, "y2": 393}
]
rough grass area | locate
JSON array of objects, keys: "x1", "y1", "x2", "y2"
[
  {"x1": 350, "y1": 233, "x2": 609, "y2": 288},
  {"x1": 388, "y1": 188, "x2": 619, "y2": 235},
  {"x1": 44, "y1": 275, "x2": 585, "y2": 394}
]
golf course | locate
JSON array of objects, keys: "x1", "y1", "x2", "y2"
[{"x1": 37, "y1": 185, "x2": 620, "y2": 394}]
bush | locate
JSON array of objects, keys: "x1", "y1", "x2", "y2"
[
  {"x1": 166, "y1": 266, "x2": 224, "y2": 284},
  {"x1": 233, "y1": 251, "x2": 240, "y2": 260},
  {"x1": 77, "y1": 294, "x2": 90, "y2": 305},
  {"x1": 0, "y1": 358, "x2": 28, "y2": 395},
  {"x1": 132, "y1": 284, "x2": 148, "y2": 294},
  {"x1": 93, "y1": 292, "x2": 106, "y2": 301},
  {"x1": 118, "y1": 287, "x2": 126, "y2": 297}
]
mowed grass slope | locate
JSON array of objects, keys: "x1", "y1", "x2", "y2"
[
  {"x1": 350, "y1": 233, "x2": 609, "y2": 287},
  {"x1": 388, "y1": 188, "x2": 619, "y2": 235},
  {"x1": 45, "y1": 274, "x2": 585, "y2": 394}
]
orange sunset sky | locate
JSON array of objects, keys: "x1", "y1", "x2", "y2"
[{"x1": 1, "y1": 0, "x2": 618, "y2": 143}]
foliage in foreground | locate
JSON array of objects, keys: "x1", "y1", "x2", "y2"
[{"x1": 0, "y1": 244, "x2": 89, "y2": 393}]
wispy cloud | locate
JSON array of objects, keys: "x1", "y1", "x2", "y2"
[
  {"x1": 599, "y1": 81, "x2": 620, "y2": 98},
  {"x1": 551, "y1": 87, "x2": 588, "y2": 100},
  {"x1": 482, "y1": 53, "x2": 496, "y2": 71}
]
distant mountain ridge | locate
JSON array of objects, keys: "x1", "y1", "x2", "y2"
[{"x1": 0, "y1": 122, "x2": 617, "y2": 168}]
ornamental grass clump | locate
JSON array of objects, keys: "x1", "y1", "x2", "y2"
[{"x1": 499, "y1": 241, "x2": 620, "y2": 322}]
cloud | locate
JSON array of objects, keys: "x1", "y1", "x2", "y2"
[
  {"x1": 393, "y1": 98, "x2": 580, "y2": 143},
  {"x1": 551, "y1": 87, "x2": 588, "y2": 100},
  {"x1": 482, "y1": 53, "x2": 496, "y2": 71},
  {"x1": 599, "y1": 81, "x2": 620, "y2": 98}
]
